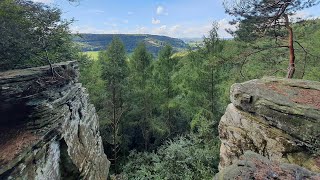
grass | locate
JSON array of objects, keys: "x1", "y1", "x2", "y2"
[
  {"x1": 82, "y1": 51, "x2": 100, "y2": 60},
  {"x1": 172, "y1": 51, "x2": 189, "y2": 58}
]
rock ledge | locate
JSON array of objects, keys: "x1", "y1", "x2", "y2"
[
  {"x1": 0, "y1": 61, "x2": 110, "y2": 179},
  {"x1": 218, "y1": 77, "x2": 320, "y2": 173}
]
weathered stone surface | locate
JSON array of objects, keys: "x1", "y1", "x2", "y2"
[
  {"x1": 214, "y1": 151, "x2": 320, "y2": 180},
  {"x1": 0, "y1": 61, "x2": 110, "y2": 179},
  {"x1": 218, "y1": 77, "x2": 320, "y2": 173}
]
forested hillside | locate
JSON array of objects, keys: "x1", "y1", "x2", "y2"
[{"x1": 74, "y1": 34, "x2": 188, "y2": 55}]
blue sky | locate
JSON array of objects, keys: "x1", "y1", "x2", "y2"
[{"x1": 33, "y1": 0, "x2": 320, "y2": 38}]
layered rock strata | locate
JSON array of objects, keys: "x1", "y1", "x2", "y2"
[
  {"x1": 0, "y1": 61, "x2": 110, "y2": 179},
  {"x1": 219, "y1": 77, "x2": 320, "y2": 173}
]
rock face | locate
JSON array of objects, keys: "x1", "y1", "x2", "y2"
[
  {"x1": 0, "y1": 61, "x2": 110, "y2": 179},
  {"x1": 218, "y1": 77, "x2": 320, "y2": 173},
  {"x1": 215, "y1": 151, "x2": 320, "y2": 180}
]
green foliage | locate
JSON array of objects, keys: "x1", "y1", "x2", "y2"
[
  {"x1": 98, "y1": 36, "x2": 129, "y2": 172},
  {"x1": 0, "y1": 0, "x2": 76, "y2": 71},
  {"x1": 224, "y1": 0, "x2": 320, "y2": 39},
  {"x1": 152, "y1": 45, "x2": 188, "y2": 137},
  {"x1": 100, "y1": 36, "x2": 128, "y2": 84},
  {"x1": 125, "y1": 42, "x2": 157, "y2": 151},
  {"x1": 122, "y1": 133, "x2": 220, "y2": 180},
  {"x1": 82, "y1": 51, "x2": 100, "y2": 60},
  {"x1": 78, "y1": 54, "x2": 107, "y2": 118}
]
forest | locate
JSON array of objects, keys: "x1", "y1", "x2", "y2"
[
  {"x1": 78, "y1": 19, "x2": 320, "y2": 179},
  {"x1": 1, "y1": 0, "x2": 320, "y2": 179}
]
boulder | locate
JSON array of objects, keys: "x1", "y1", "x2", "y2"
[
  {"x1": 219, "y1": 77, "x2": 320, "y2": 173},
  {"x1": 215, "y1": 151, "x2": 320, "y2": 180}
]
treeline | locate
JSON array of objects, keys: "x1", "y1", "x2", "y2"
[{"x1": 74, "y1": 34, "x2": 187, "y2": 55}]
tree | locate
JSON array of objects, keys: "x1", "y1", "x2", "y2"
[
  {"x1": 127, "y1": 42, "x2": 154, "y2": 150},
  {"x1": 99, "y1": 36, "x2": 128, "y2": 172},
  {"x1": 172, "y1": 23, "x2": 226, "y2": 135},
  {"x1": 202, "y1": 23, "x2": 225, "y2": 130},
  {"x1": 153, "y1": 45, "x2": 179, "y2": 136},
  {"x1": 0, "y1": 0, "x2": 75, "y2": 72},
  {"x1": 224, "y1": 0, "x2": 320, "y2": 78}
]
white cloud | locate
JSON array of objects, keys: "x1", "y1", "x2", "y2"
[
  {"x1": 289, "y1": 11, "x2": 318, "y2": 22},
  {"x1": 149, "y1": 20, "x2": 235, "y2": 38},
  {"x1": 135, "y1": 26, "x2": 148, "y2": 34},
  {"x1": 128, "y1": 11, "x2": 134, "y2": 15},
  {"x1": 153, "y1": 25, "x2": 167, "y2": 35},
  {"x1": 156, "y1": 6, "x2": 168, "y2": 15},
  {"x1": 71, "y1": 26, "x2": 114, "y2": 34},
  {"x1": 169, "y1": 25, "x2": 181, "y2": 34},
  {"x1": 31, "y1": 0, "x2": 53, "y2": 4},
  {"x1": 71, "y1": 19, "x2": 236, "y2": 38},
  {"x1": 152, "y1": 18, "x2": 161, "y2": 25},
  {"x1": 218, "y1": 18, "x2": 237, "y2": 38}
]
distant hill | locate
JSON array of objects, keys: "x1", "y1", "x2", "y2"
[
  {"x1": 181, "y1": 37, "x2": 204, "y2": 43},
  {"x1": 74, "y1": 34, "x2": 188, "y2": 56}
]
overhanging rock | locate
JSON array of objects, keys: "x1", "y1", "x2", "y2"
[{"x1": 0, "y1": 61, "x2": 110, "y2": 179}]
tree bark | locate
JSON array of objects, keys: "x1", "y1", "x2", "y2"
[{"x1": 284, "y1": 14, "x2": 295, "y2": 78}]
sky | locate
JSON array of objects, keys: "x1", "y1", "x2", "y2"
[{"x1": 32, "y1": 0, "x2": 320, "y2": 38}]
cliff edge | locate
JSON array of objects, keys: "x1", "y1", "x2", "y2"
[
  {"x1": 216, "y1": 77, "x2": 320, "y2": 179},
  {"x1": 0, "y1": 61, "x2": 110, "y2": 179}
]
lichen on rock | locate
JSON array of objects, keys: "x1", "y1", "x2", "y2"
[{"x1": 218, "y1": 77, "x2": 320, "y2": 174}]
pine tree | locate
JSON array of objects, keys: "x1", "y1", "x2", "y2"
[
  {"x1": 128, "y1": 42, "x2": 154, "y2": 150},
  {"x1": 153, "y1": 45, "x2": 179, "y2": 135},
  {"x1": 224, "y1": 0, "x2": 320, "y2": 78},
  {"x1": 99, "y1": 36, "x2": 128, "y2": 172},
  {"x1": 173, "y1": 24, "x2": 225, "y2": 135}
]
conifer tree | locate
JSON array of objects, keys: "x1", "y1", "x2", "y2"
[
  {"x1": 224, "y1": 0, "x2": 320, "y2": 78},
  {"x1": 128, "y1": 42, "x2": 154, "y2": 150},
  {"x1": 153, "y1": 45, "x2": 179, "y2": 135},
  {"x1": 100, "y1": 36, "x2": 128, "y2": 172}
]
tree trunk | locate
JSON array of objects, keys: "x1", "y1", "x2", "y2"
[
  {"x1": 284, "y1": 14, "x2": 295, "y2": 78},
  {"x1": 112, "y1": 80, "x2": 118, "y2": 173}
]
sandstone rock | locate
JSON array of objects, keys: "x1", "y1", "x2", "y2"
[
  {"x1": 219, "y1": 77, "x2": 320, "y2": 173},
  {"x1": 0, "y1": 61, "x2": 110, "y2": 179},
  {"x1": 214, "y1": 151, "x2": 320, "y2": 180}
]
